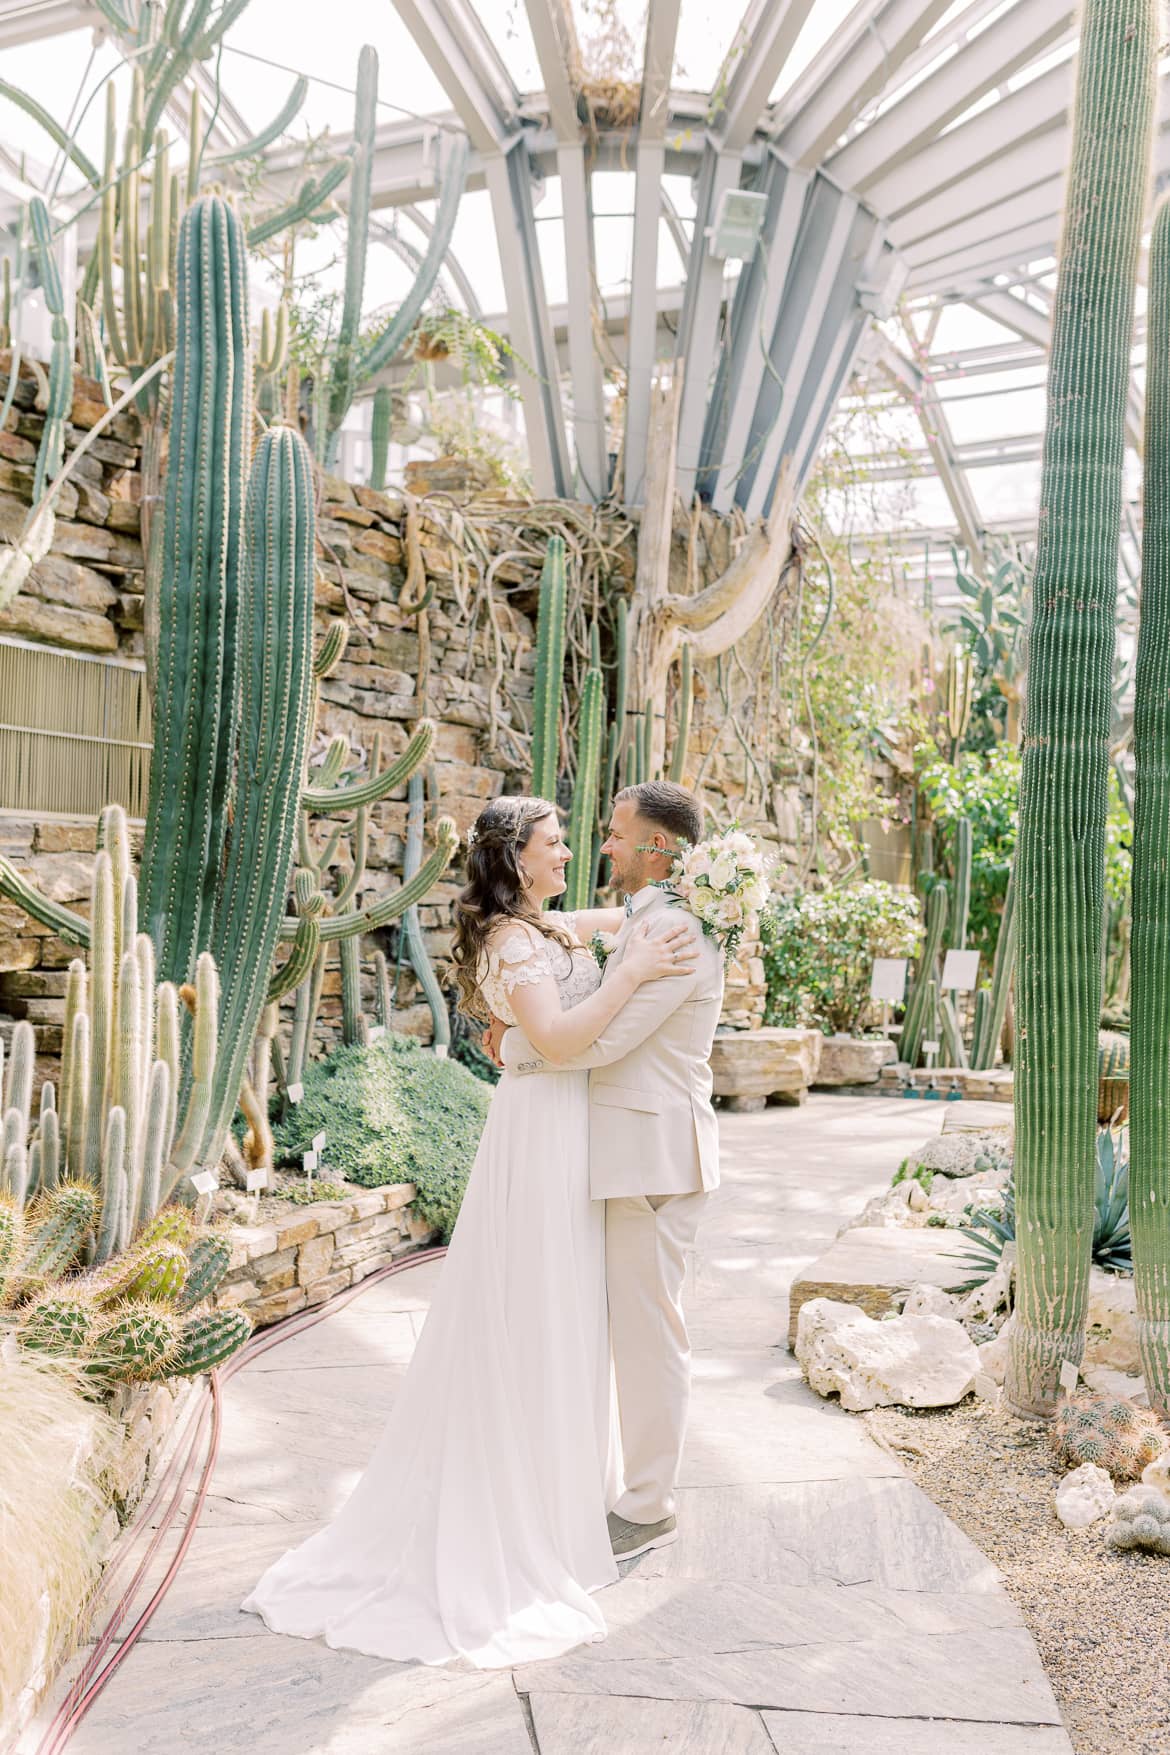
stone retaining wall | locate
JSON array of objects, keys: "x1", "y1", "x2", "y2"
[{"x1": 215, "y1": 1184, "x2": 436, "y2": 1327}]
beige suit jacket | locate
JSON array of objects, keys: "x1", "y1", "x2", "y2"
[{"x1": 501, "y1": 887, "x2": 724, "y2": 1200}]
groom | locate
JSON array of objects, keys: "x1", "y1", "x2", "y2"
[{"x1": 491, "y1": 781, "x2": 724, "y2": 1560}]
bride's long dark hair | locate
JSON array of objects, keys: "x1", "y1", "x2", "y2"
[{"x1": 451, "y1": 796, "x2": 576, "y2": 1019}]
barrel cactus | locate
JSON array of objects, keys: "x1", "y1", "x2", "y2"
[
  {"x1": 1007, "y1": 0, "x2": 1157, "y2": 1417},
  {"x1": 1050, "y1": 1392, "x2": 1166, "y2": 1482},
  {"x1": 1106, "y1": 1484, "x2": 1170, "y2": 1552}
]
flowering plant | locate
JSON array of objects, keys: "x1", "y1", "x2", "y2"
[{"x1": 659, "y1": 826, "x2": 772, "y2": 958}]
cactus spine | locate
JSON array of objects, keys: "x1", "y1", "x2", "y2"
[
  {"x1": 1007, "y1": 0, "x2": 1157, "y2": 1417},
  {"x1": 1129, "y1": 191, "x2": 1170, "y2": 1418},
  {"x1": 900, "y1": 882, "x2": 949, "y2": 1068},
  {"x1": 139, "y1": 195, "x2": 250, "y2": 989},
  {"x1": 531, "y1": 537, "x2": 568, "y2": 805},
  {"x1": 971, "y1": 864, "x2": 1016, "y2": 1071},
  {"x1": 402, "y1": 770, "x2": 451, "y2": 1049},
  {"x1": 605, "y1": 596, "x2": 630, "y2": 802},
  {"x1": 565, "y1": 630, "x2": 604, "y2": 912}
]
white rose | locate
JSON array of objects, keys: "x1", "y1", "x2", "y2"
[
  {"x1": 716, "y1": 896, "x2": 744, "y2": 927},
  {"x1": 743, "y1": 877, "x2": 768, "y2": 911},
  {"x1": 685, "y1": 846, "x2": 713, "y2": 879},
  {"x1": 708, "y1": 851, "x2": 736, "y2": 891},
  {"x1": 726, "y1": 831, "x2": 755, "y2": 858}
]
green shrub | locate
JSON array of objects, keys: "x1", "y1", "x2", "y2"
[
  {"x1": 761, "y1": 881, "x2": 923, "y2": 1034},
  {"x1": 273, "y1": 1034, "x2": 491, "y2": 1239}
]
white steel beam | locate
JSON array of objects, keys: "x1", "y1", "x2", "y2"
[
  {"x1": 774, "y1": 0, "x2": 956, "y2": 172},
  {"x1": 623, "y1": 0, "x2": 683, "y2": 503},
  {"x1": 889, "y1": 120, "x2": 1069, "y2": 250},
  {"x1": 739, "y1": 182, "x2": 860, "y2": 520},
  {"x1": 790, "y1": 225, "x2": 887, "y2": 489},
  {"x1": 867, "y1": 60, "x2": 1074, "y2": 218},
  {"x1": 827, "y1": 0, "x2": 1075, "y2": 192},
  {"x1": 392, "y1": 0, "x2": 520, "y2": 152},
  {"x1": 870, "y1": 332, "x2": 984, "y2": 553},
  {"x1": 903, "y1": 175, "x2": 1065, "y2": 271},
  {"x1": 903, "y1": 219, "x2": 1062, "y2": 290},
  {"x1": 702, "y1": 152, "x2": 810, "y2": 511},
  {"x1": 712, "y1": 0, "x2": 818, "y2": 153},
  {"x1": 0, "y1": 0, "x2": 96, "y2": 48},
  {"x1": 522, "y1": 0, "x2": 608, "y2": 498}
]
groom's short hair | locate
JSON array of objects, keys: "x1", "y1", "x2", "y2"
[{"x1": 615, "y1": 781, "x2": 703, "y2": 849}]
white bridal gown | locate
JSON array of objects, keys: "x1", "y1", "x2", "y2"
[{"x1": 241, "y1": 916, "x2": 618, "y2": 1667}]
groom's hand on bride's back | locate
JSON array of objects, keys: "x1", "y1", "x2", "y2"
[{"x1": 482, "y1": 1015, "x2": 508, "y2": 1067}]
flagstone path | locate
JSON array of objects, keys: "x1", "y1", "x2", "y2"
[{"x1": 47, "y1": 1096, "x2": 1072, "y2": 1754}]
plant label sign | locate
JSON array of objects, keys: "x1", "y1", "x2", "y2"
[
  {"x1": 312, "y1": 1131, "x2": 327, "y2": 1154},
  {"x1": 870, "y1": 958, "x2": 908, "y2": 1003},
  {"x1": 303, "y1": 1150, "x2": 318, "y2": 1173},
  {"x1": 1060, "y1": 1359, "x2": 1080, "y2": 1394},
  {"x1": 189, "y1": 1170, "x2": 218, "y2": 1196},
  {"x1": 245, "y1": 1170, "x2": 267, "y2": 1193},
  {"x1": 941, "y1": 950, "x2": 980, "y2": 992},
  {"x1": 922, "y1": 1039, "x2": 941, "y2": 1056},
  {"x1": 287, "y1": 1083, "x2": 305, "y2": 1104},
  {"x1": 368, "y1": 1025, "x2": 386, "y2": 1041}
]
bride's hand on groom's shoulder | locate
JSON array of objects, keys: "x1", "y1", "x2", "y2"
[{"x1": 624, "y1": 918, "x2": 700, "y2": 986}]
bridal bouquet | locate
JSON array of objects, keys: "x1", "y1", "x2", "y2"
[{"x1": 662, "y1": 827, "x2": 772, "y2": 958}]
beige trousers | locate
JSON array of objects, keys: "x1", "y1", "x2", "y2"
[{"x1": 606, "y1": 1189, "x2": 707, "y2": 1524}]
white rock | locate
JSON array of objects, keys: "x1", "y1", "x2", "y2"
[
  {"x1": 927, "y1": 1167, "x2": 1011, "y2": 1217},
  {"x1": 1084, "y1": 1268, "x2": 1139, "y2": 1373},
  {"x1": 974, "y1": 1313, "x2": 1015, "y2": 1386},
  {"x1": 841, "y1": 1182, "x2": 915, "y2": 1233},
  {"x1": 1142, "y1": 1450, "x2": 1170, "y2": 1493},
  {"x1": 902, "y1": 1281, "x2": 960, "y2": 1319},
  {"x1": 906, "y1": 1180, "x2": 930, "y2": 1212},
  {"x1": 972, "y1": 1371, "x2": 1000, "y2": 1402},
  {"x1": 795, "y1": 1297, "x2": 979, "y2": 1413},
  {"x1": 958, "y1": 1248, "x2": 1015, "y2": 1323},
  {"x1": 1055, "y1": 1463, "x2": 1116, "y2": 1530}
]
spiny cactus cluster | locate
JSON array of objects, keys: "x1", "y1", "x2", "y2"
[
  {"x1": 2, "y1": 1203, "x2": 249, "y2": 1388},
  {"x1": 1050, "y1": 1393, "x2": 1167, "y2": 1483},
  {"x1": 1106, "y1": 1484, "x2": 1170, "y2": 1554}
]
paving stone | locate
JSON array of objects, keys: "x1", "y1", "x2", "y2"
[
  {"x1": 530, "y1": 1694, "x2": 776, "y2": 1755},
  {"x1": 760, "y1": 1713, "x2": 1072, "y2": 1753},
  {"x1": 787, "y1": 1225, "x2": 972, "y2": 1349}
]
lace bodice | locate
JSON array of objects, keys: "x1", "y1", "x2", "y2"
[{"x1": 478, "y1": 913, "x2": 602, "y2": 1025}]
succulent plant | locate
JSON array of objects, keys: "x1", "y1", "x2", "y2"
[
  {"x1": 1050, "y1": 1392, "x2": 1166, "y2": 1483},
  {"x1": 167, "y1": 1306, "x2": 252, "y2": 1377},
  {"x1": 86, "y1": 1302, "x2": 179, "y2": 1384},
  {"x1": 948, "y1": 1128, "x2": 1132, "y2": 1292},
  {"x1": 18, "y1": 1292, "x2": 98, "y2": 1357},
  {"x1": 175, "y1": 1233, "x2": 232, "y2": 1312},
  {"x1": 1106, "y1": 1484, "x2": 1170, "y2": 1553}
]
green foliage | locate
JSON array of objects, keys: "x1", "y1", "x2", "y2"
[
  {"x1": 919, "y1": 743, "x2": 1131, "y2": 963},
  {"x1": 273, "y1": 1034, "x2": 490, "y2": 1239},
  {"x1": 760, "y1": 881, "x2": 923, "y2": 1034},
  {"x1": 272, "y1": 1179, "x2": 350, "y2": 1204},
  {"x1": 891, "y1": 1159, "x2": 934, "y2": 1195},
  {"x1": 947, "y1": 1127, "x2": 1133, "y2": 1292},
  {"x1": 945, "y1": 542, "x2": 1029, "y2": 750}
]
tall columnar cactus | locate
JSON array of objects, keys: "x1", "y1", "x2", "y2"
[
  {"x1": 27, "y1": 197, "x2": 72, "y2": 506},
  {"x1": 970, "y1": 863, "x2": 1017, "y2": 1071},
  {"x1": 668, "y1": 642, "x2": 694, "y2": 785},
  {"x1": 198, "y1": 425, "x2": 316, "y2": 1168},
  {"x1": 1007, "y1": 0, "x2": 1157, "y2": 1417},
  {"x1": 139, "y1": 195, "x2": 251, "y2": 989},
  {"x1": 326, "y1": 43, "x2": 377, "y2": 455},
  {"x1": 900, "y1": 881, "x2": 949, "y2": 1068},
  {"x1": 565, "y1": 633, "x2": 604, "y2": 912},
  {"x1": 531, "y1": 536, "x2": 568, "y2": 804},
  {"x1": 1129, "y1": 193, "x2": 1170, "y2": 1418},
  {"x1": 401, "y1": 770, "x2": 451, "y2": 1049},
  {"x1": 605, "y1": 596, "x2": 629, "y2": 804},
  {"x1": 953, "y1": 818, "x2": 972, "y2": 951},
  {"x1": 370, "y1": 385, "x2": 392, "y2": 490}
]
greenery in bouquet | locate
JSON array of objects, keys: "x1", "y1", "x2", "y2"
[
  {"x1": 659, "y1": 828, "x2": 771, "y2": 958},
  {"x1": 761, "y1": 880, "x2": 923, "y2": 1034}
]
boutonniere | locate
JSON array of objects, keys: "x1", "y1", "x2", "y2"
[
  {"x1": 590, "y1": 929, "x2": 616, "y2": 971},
  {"x1": 657, "y1": 825, "x2": 772, "y2": 959}
]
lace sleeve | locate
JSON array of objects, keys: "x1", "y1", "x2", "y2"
[{"x1": 490, "y1": 925, "x2": 558, "y2": 995}]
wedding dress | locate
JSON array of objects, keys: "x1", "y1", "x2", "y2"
[{"x1": 241, "y1": 916, "x2": 618, "y2": 1668}]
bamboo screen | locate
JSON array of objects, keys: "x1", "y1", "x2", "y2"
[{"x1": 0, "y1": 638, "x2": 152, "y2": 818}]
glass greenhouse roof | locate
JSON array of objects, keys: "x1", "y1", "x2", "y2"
[{"x1": 0, "y1": 0, "x2": 1162, "y2": 563}]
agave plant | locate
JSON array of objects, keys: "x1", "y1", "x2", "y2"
[{"x1": 947, "y1": 1127, "x2": 1132, "y2": 1294}]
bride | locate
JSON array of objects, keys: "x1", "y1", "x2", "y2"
[{"x1": 242, "y1": 793, "x2": 697, "y2": 1668}]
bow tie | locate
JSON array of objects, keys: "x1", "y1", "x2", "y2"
[{"x1": 623, "y1": 893, "x2": 633, "y2": 917}]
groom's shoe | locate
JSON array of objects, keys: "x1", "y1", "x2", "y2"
[{"x1": 607, "y1": 1512, "x2": 678, "y2": 1561}]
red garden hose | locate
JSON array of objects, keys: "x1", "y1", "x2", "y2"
[{"x1": 34, "y1": 1245, "x2": 449, "y2": 1754}]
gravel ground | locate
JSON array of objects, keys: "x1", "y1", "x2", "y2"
[{"x1": 865, "y1": 1396, "x2": 1170, "y2": 1754}]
